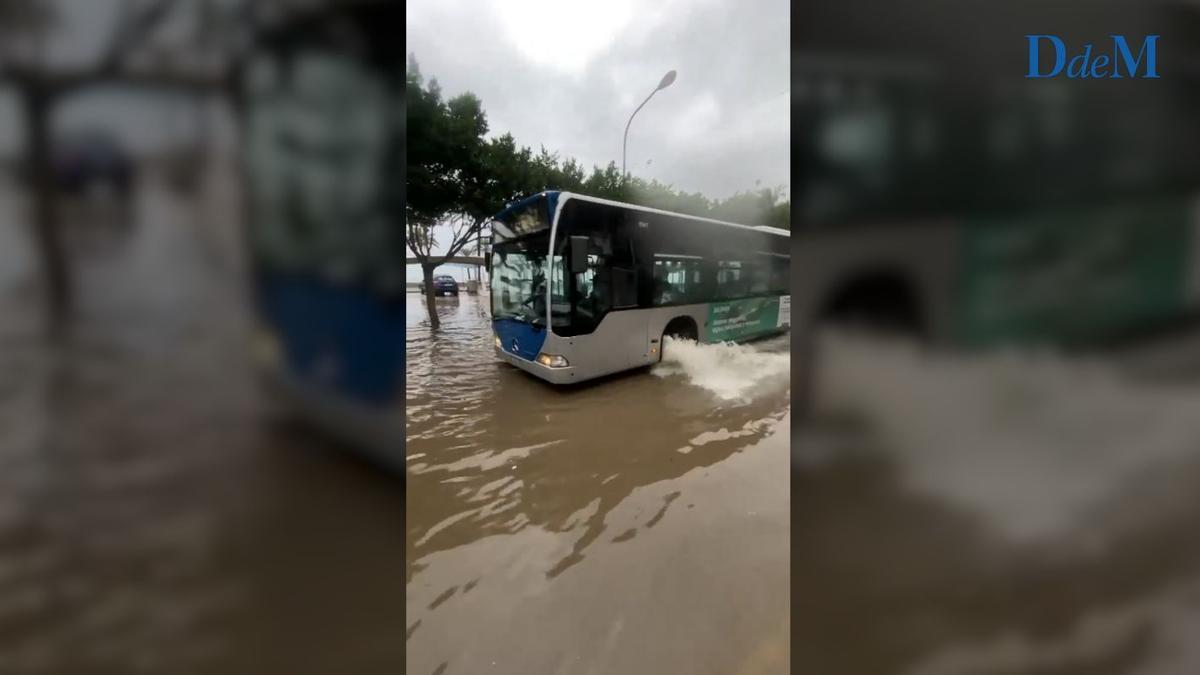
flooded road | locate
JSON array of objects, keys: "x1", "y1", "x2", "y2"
[
  {"x1": 0, "y1": 176, "x2": 404, "y2": 674},
  {"x1": 406, "y1": 288, "x2": 1200, "y2": 675},
  {"x1": 795, "y1": 330, "x2": 1200, "y2": 675},
  {"x1": 405, "y1": 294, "x2": 792, "y2": 675}
]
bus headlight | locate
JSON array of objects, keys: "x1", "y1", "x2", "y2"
[
  {"x1": 536, "y1": 353, "x2": 569, "y2": 368},
  {"x1": 494, "y1": 335, "x2": 502, "y2": 349}
]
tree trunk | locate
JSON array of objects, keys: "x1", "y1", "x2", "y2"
[
  {"x1": 24, "y1": 85, "x2": 71, "y2": 333},
  {"x1": 422, "y1": 263, "x2": 440, "y2": 329}
]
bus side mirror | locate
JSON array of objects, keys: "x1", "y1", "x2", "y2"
[{"x1": 569, "y1": 236, "x2": 589, "y2": 273}]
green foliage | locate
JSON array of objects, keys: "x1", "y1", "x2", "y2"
[
  {"x1": 711, "y1": 187, "x2": 791, "y2": 229},
  {"x1": 406, "y1": 55, "x2": 791, "y2": 250},
  {"x1": 406, "y1": 57, "x2": 490, "y2": 233}
]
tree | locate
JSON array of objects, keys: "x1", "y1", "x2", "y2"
[
  {"x1": 711, "y1": 187, "x2": 791, "y2": 229},
  {"x1": 0, "y1": 0, "x2": 242, "y2": 335},
  {"x1": 405, "y1": 57, "x2": 495, "y2": 329},
  {"x1": 407, "y1": 58, "x2": 603, "y2": 329}
]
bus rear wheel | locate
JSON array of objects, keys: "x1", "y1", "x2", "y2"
[
  {"x1": 659, "y1": 318, "x2": 698, "y2": 362},
  {"x1": 821, "y1": 273, "x2": 925, "y2": 339}
]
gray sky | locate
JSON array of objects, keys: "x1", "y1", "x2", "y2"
[{"x1": 405, "y1": 0, "x2": 790, "y2": 202}]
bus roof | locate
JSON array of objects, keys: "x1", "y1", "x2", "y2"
[{"x1": 493, "y1": 190, "x2": 790, "y2": 238}]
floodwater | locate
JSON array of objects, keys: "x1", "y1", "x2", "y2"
[
  {"x1": 795, "y1": 330, "x2": 1200, "y2": 675},
  {"x1": 0, "y1": 175, "x2": 404, "y2": 674},
  {"x1": 407, "y1": 291, "x2": 1200, "y2": 675},
  {"x1": 405, "y1": 294, "x2": 792, "y2": 675}
]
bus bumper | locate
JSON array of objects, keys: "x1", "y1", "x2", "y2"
[
  {"x1": 495, "y1": 347, "x2": 578, "y2": 384},
  {"x1": 257, "y1": 366, "x2": 405, "y2": 472}
]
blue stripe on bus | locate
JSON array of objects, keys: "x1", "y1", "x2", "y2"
[
  {"x1": 493, "y1": 318, "x2": 547, "y2": 361},
  {"x1": 495, "y1": 190, "x2": 560, "y2": 221},
  {"x1": 256, "y1": 273, "x2": 403, "y2": 406}
]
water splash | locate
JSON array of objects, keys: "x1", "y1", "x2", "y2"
[
  {"x1": 652, "y1": 336, "x2": 789, "y2": 401},
  {"x1": 812, "y1": 330, "x2": 1200, "y2": 544}
]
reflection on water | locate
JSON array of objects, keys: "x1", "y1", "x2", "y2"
[
  {"x1": 795, "y1": 329, "x2": 1200, "y2": 675},
  {"x1": 406, "y1": 293, "x2": 790, "y2": 675}
]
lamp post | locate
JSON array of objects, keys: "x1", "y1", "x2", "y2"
[{"x1": 622, "y1": 69, "x2": 676, "y2": 181}]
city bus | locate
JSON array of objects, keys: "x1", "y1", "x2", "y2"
[
  {"x1": 239, "y1": 1, "x2": 405, "y2": 467},
  {"x1": 490, "y1": 191, "x2": 791, "y2": 384},
  {"x1": 789, "y1": 0, "x2": 1200, "y2": 354}
]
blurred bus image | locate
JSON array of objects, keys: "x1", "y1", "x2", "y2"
[
  {"x1": 239, "y1": 2, "x2": 404, "y2": 467},
  {"x1": 791, "y1": 0, "x2": 1200, "y2": 356},
  {"x1": 791, "y1": 4, "x2": 1200, "y2": 672},
  {"x1": 490, "y1": 191, "x2": 791, "y2": 384}
]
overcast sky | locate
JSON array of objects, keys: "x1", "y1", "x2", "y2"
[
  {"x1": 0, "y1": 1, "x2": 226, "y2": 157},
  {"x1": 406, "y1": 0, "x2": 790, "y2": 202}
]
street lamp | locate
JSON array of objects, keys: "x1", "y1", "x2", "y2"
[{"x1": 622, "y1": 69, "x2": 676, "y2": 181}]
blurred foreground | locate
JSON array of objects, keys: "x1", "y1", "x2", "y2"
[
  {"x1": 795, "y1": 326, "x2": 1200, "y2": 674},
  {"x1": 0, "y1": 171, "x2": 403, "y2": 674},
  {"x1": 792, "y1": 5, "x2": 1200, "y2": 667}
]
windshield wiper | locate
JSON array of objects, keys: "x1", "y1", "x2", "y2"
[
  {"x1": 496, "y1": 309, "x2": 540, "y2": 326},
  {"x1": 520, "y1": 309, "x2": 545, "y2": 327}
]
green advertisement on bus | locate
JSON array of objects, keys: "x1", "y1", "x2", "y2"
[
  {"x1": 958, "y1": 199, "x2": 1194, "y2": 347},
  {"x1": 706, "y1": 296, "x2": 791, "y2": 342}
]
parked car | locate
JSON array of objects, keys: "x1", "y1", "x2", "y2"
[
  {"x1": 51, "y1": 130, "x2": 135, "y2": 198},
  {"x1": 420, "y1": 275, "x2": 460, "y2": 296}
]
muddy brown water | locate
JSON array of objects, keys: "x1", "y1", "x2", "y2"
[
  {"x1": 0, "y1": 178, "x2": 404, "y2": 675},
  {"x1": 406, "y1": 293, "x2": 792, "y2": 675},
  {"x1": 794, "y1": 332, "x2": 1200, "y2": 675}
]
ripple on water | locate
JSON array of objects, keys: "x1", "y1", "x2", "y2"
[{"x1": 406, "y1": 294, "x2": 790, "y2": 581}]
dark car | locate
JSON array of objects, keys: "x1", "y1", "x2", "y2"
[
  {"x1": 52, "y1": 131, "x2": 135, "y2": 198},
  {"x1": 420, "y1": 275, "x2": 459, "y2": 296}
]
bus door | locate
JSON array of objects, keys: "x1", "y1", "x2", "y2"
[
  {"x1": 569, "y1": 210, "x2": 645, "y2": 371},
  {"x1": 609, "y1": 213, "x2": 649, "y2": 367}
]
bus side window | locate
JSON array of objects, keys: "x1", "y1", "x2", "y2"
[
  {"x1": 769, "y1": 256, "x2": 790, "y2": 294},
  {"x1": 575, "y1": 252, "x2": 609, "y2": 321},
  {"x1": 612, "y1": 266, "x2": 638, "y2": 308},
  {"x1": 716, "y1": 260, "x2": 745, "y2": 299},
  {"x1": 747, "y1": 259, "x2": 769, "y2": 293},
  {"x1": 756, "y1": 253, "x2": 789, "y2": 294},
  {"x1": 575, "y1": 253, "x2": 598, "y2": 303},
  {"x1": 653, "y1": 256, "x2": 703, "y2": 305}
]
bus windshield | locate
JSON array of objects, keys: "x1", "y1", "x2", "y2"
[
  {"x1": 491, "y1": 195, "x2": 553, "y2": 325},
  {"x1": 243, "y1": 38, "x2": 401, "y2": 291},
  {"x1": 491, "y1": 234, "x2": 549, "y2": 325},
  {"x1": 237, "y1": 1, "x2": 406, "y2": 460}
]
